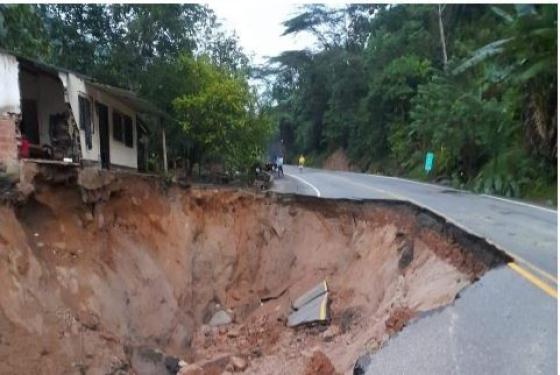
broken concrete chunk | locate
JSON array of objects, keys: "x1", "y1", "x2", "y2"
[
  {"x1": 292, "y1": 280, "x2": 328, "y2": 310},
  {"x1": 163, "y1": 355, "x2": 180, "y2": 373},
  {"x1": 288, "y1": 291, "x2": 329, "y2": 327},
  {"x1": 288, "y1": 280, "x2": 329, "y2": 327},
  {"x1": 230, "y1": 355, "x2": 248, "y2": 371},
  {"x1": 208, "y1": 310, "x2": 233, "y2": 327}
]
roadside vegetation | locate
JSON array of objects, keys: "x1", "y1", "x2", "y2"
[{"x1": 261, "y1": 4, "x2": 557, "y2": 203}]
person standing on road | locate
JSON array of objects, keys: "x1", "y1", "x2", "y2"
[
  {"x1": 276, "y1": 155, "x2": 284, "y2": 177},
  {"x1": 298, "y1": 154, "x2": 305, "y2": 172}
]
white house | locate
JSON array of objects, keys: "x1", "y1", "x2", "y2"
[{"x1": 0, "y1": 49, "x2": 166, "y2": 172}]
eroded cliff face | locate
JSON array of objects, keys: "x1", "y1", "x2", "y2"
[{"x1": 0, "y1": 172, "x2": 506, "y2": 375}]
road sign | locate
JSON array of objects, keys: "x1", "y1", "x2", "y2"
[{"x1": 425, "y1": 152, "x2": 434, "y2": 172}]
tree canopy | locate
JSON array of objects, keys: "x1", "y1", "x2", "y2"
[{"x1": 173, "y1": 55, "x2": 271, "y2": 173}]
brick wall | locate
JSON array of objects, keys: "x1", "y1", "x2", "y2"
[{"x1": 0, "y1": 115, "x2": 18, "y2": 171}]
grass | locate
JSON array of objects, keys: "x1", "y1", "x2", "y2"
[{"x1": 523, "y1": 182, "x2": 557, "y2": 207}]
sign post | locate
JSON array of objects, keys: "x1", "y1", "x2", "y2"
[{"x1": 424, "y1": 152, "x2": 434, "y2": 174}]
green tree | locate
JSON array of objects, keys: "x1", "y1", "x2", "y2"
[
  {"x1": 0, "y1": 5, "x2": 49, "y2": 58},
  {"x1": 454, "y1": 4, "x2": 557, "y2": 165},
  {"x1": 173, "y1": 56, "x2": 271, "y2": 174}
]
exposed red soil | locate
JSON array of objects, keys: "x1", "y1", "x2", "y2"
[
  {"x1": 0, "y1": 171, "x2": 505, "y2": 374},
  {"x1": 322, "y1": 148, "x2": 354, "y2": 172},
  {"x1": 304, "y1": 350, "x2": 340, "y2": 375}
]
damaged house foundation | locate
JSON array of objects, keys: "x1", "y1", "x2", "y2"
[{"x1": 0, "y1": 49, "x2": 167, "y2": 177}]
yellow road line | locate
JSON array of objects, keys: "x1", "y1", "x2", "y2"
[
  {"x1": 319, "y1": 293, "x2": 328, "y2": 320},
  {"x1": 508, "y1": 262, "x2": 557, "y2": 299},
  {"x1": 511, "y1": 255, "x2": 557, "y2": 285}
]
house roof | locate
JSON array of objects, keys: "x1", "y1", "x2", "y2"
[
  {"x1": 85, "y1": 81, "x2": 169, "y2": 120},
  {"x1": 0, "y1": 48, "x2": 170, "y2": 120}
]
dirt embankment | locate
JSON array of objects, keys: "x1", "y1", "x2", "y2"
[
  {"x1": 322, "y1": 149, "x2": 354, "y2": 172},
  {"x1": 0, "y1": 171, "x2": 506, "y2": 374}
]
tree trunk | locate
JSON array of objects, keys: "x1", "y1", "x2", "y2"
[
  {"x1": 161, "y1": 122, "x2": 168, "y2": 173},
  {"x1": 437, "y1": 4, "x2": 448, "y2": 70},
  {"x1": 524, "y1": 80, "x2": 558, "y2": 164}
]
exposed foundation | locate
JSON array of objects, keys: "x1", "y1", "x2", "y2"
[{"x1": 0, "y1": 172, "x2": 508, "y2": 374}]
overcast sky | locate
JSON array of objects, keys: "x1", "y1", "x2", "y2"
[{"x1": 208, "y1": 1, "x2": 317, "y2": 65}]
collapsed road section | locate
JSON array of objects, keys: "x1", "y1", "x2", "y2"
[
  {"x1": 0, "y1": 167, "x2": 509, "y2": 374},
  {"x1": 288, "y1": 281, "x2": 329, "y2": 327}
]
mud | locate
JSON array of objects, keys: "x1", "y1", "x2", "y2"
[{"x1": 0, "y1": 173, "x2": 508, "y2": 374}]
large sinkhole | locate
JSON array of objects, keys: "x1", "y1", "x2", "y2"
[{"x1": 0, "y1": 174, "x2": 508, "y2": 375}]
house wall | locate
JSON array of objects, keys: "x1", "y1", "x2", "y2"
[
  {"x1": 0, "y1": 52, "x2": 20, "y2": 170},
  {"x1": 0, "y1": 116, "x2": 18, "y2": 171},
  {"x1": 0, "y1": 52, "x2": 21, "y2": 115},
  {"x1": 61, "y1": 73, "x2": 99, "y2": 162},
  {"x1": 62, "y1": 72, "x2": 138, "y2": 169},
  {"x1": 19, "y1": 69, "x2": 67, "y2": 145}
]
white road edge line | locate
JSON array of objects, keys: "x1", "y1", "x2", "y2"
[
  {"x1": 285, "y1": 173, "x2": 321, "y2": 197},
  {"x1": 352, "y1": 171, "x2": 556, "y2": 213},
  {"x1": 481, "y1": 194, "x2": 557, "y2": 214},
  {"x1": 314, "y1": 166, "x2": 555, "y2": 214},
  {"x1": 368, "y1": 174, "x2": 445, "y2": 190}
]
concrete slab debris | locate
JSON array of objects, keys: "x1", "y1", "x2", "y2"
[
  {"x1": 209, "y1": 310, "x2": 233, "y2": 327},
  {"x1": 292, "y1": 280, "x2": 328, "y2": 310},
  {"x1": 288, "y1": 280, "x2": 329, "y2": 327},
  {"x1": 288, "y1": 292, "x2": 328, "y2": 327}
]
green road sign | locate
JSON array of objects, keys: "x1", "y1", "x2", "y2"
[{"x1": 425, "y1": 152, "x2": 434, "y2": 172}]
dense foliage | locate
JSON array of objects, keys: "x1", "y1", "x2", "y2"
[
  {"x1": 266, "y1": 4, "x2": 557, "y2": 201},
  {"x1": 173, "y1": 56, "x2": 271, "y2": 173},
  {"x1": 0, "y1": 4, "x2": 269, "y2": 175}
]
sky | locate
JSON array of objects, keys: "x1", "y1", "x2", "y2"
[{"x1": 208, "y1": 1, "x2": 317, "y2": 65}]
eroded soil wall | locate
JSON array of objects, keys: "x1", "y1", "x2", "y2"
[{"x1": 0, "y1": 174, "x2": 507, "y2": 374}]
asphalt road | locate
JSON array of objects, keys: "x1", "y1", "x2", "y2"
[{"x1": 274, "y1": 165, "x2": 557, "y2": 375}]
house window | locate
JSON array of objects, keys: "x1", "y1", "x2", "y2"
[
  {"x1": 112, "y1": 111, "x2": 123, "y2": 142},
  {"x1": 124, "y1": 116, "x2": 133, "y2": 147},
  {"x1": 112, "y1": 110, "x2": 134, "y2": 148},
  {"x1": 78, "y1": 96, "x2": 93, "y2": 150}
]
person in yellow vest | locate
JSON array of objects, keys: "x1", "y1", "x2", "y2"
[{"x1": 298, "y1": 154, "x2": 305, "y2": 172}]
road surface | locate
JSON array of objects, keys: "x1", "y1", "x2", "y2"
[{"x1": 274, "y1": 165, "x2": 557, "y2": 375}]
